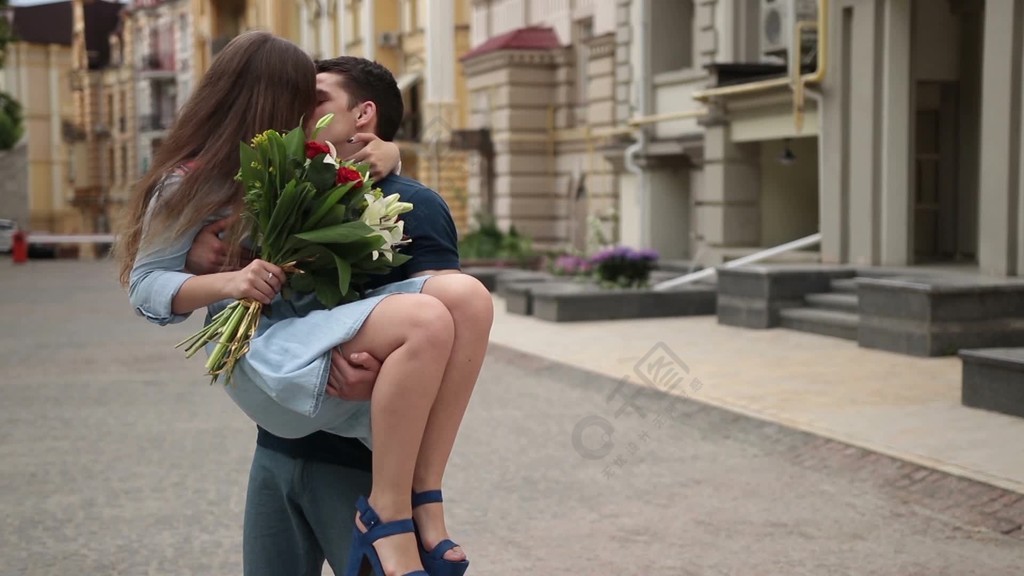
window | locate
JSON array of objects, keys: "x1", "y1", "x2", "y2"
[{"x1": 651, "y1": 0, "x2": 694, "y2": 74}]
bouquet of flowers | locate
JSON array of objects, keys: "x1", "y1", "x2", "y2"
[{"x1": 176, "y1": 114, "x2": 413, "y2": 384}]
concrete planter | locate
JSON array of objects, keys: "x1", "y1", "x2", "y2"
[
  {"x1": 504, "y1": 279, "x2": 589, "y2": 316},
  {"x1": 859, "y1": 277, "x2": 1024, "y2": 356},
  {"x1": 530, "y1": 283, "x2": 717, "y2": 322},
  {"x1": 960, "y1": 348, "x2": 1024, "y2": 419}
]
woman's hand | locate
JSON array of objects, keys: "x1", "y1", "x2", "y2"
[
  {"x1": 346, "y1": 133, "x2": 401, "y2": 180},
  {"x1": 225, "y1": 259, "x2": 286, "y2": 305}
]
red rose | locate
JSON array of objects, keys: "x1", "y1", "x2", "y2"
[
  {"x1": 336, "y1": 166, "x2": 363, "y2": 188},
  {"x1": 305, "y1": 141, "x2": 331, "y2": 159}
]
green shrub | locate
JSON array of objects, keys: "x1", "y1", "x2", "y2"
[
  {"x1": 0, "y1": 92, "x2": 24, "y2": 151},
  {"x1": 458, "y1": 212, "x2": 535, "y2": 265}
]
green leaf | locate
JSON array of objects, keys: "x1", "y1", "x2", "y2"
[
  {"x1": 333, "y1": 256, "x2": 353, "y2": 296},
  {"x1": 289, "y1": 271, "x2": 315, "y2": 293},
  {"x1": 305, "y1": 181, "x2": 357, "y2": 230},
  {"x1": 325, "y1": 236, "x2": 383, "y2": 261},
  {"x1": 239, "y1": 142, "x2": 261, "y2": 187},
  {"x1": 314, "y1": 275, "x2": 343, "y2": 308},
  {"x1": 294, "y1": 221, "x2": 376, "y2": 244},
  {"x1": 388, "y1": 253, "x2": 412, "y2": 267},
  {"x1": 283, "y1": 124, "x2": 306, "y2": 160},
  {"x1": 264, "y1": 180, "x2": 302, "y2": 255},
  {"x1": 313, "y1": 205, "x2": 350, "y2": 228},
  {"x1": 267, "y1": 131, "x2": 288, "y2": 188},
  {"x1": 306, "y1": 157, "x2": 339, "y2": 192}
]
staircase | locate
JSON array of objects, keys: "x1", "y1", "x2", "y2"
[{"x1": 778, "y1": 277, "x2": 860, "y2": 341}]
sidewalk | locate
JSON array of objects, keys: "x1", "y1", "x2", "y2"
[{"x1": 488, "y1": 295, "x2": 1024, "y2": 495}]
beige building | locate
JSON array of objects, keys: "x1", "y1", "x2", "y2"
[
  {"x1": 68, "y1": 0, "x2": 136, "y2": 234},
  {"x1": 463, "y1": 0, "x2": 624, "y2": 250},
  {"x1": 462, "y1": 0, "x2": 1024, "y2": 280},
  {"x1": 2, "y1": 0, "x2": 131, "y2": 236},
  {"x1": 670, "y1": 0, "x2": 1024, "y2": 277},
  {"x1": 303, "y1": 0, "x2": 474, "y2": 230},
  {"x1": 190, "y1": 0, "x2": 305, "y2": 77},
  {"x1": 3, "y1": 5, "x2": 76, "y2": 233}
]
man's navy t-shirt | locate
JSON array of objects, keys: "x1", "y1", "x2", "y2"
[{"x1": 255, "y1": 174, "x2": 460, "y2": 471}]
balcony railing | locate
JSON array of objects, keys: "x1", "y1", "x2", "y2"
[
  {"x1": 138, "y1": 114, "x2": 174, "y2": 132},
  {"x1": 139, "y1": 53, "x2": 176, "y2": 76}
]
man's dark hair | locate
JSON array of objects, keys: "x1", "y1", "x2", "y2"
[{"x1": 316, "y1": 57, "x2": 404, "y2": 141}]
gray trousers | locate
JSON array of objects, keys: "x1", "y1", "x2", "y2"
[{"x1": 243, "y1": 445, "x2": 372, "y2": 576}]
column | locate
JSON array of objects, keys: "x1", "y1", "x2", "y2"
[
  {"x1": 324, "y1": 1, "x2": 336, "y2": 57},
  {"x1": 879, "y1": 0, "x2": 911, "y2": 265},
  {"x1": 697, "y1": 122, "x2": 761, "y2": 260},
  {"x1": 337, "y1": 0, "x2": 348, "y2": 54},
  {"x1": 299, "y1": 0, "x2": 311, "y2": 53},
  {"x1": 426, "y1": 0, "x2": 455, "y2": 104},
  {"x1": 979, "y1": 0, "x2": 1023, "y2": 276},
  {"x1": 361, "y1": 0, "x2": 375, "y2": 60}
]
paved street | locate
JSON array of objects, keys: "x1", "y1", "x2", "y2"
[{"x1": 2, "y1": 260, "x2": 1023, "y2": 575}]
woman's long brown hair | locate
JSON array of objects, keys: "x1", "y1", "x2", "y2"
[{"x1": 116, "y1": 31, "x2": 317, "y2": 285}]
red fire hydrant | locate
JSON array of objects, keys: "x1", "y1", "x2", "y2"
[{"x1": 12, "y1": 229, "x2": 28, "y2": 264}]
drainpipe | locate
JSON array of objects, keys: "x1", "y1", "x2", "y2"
[{"x1": 624, "y1": 0, "x2": 651, "y2": 248}]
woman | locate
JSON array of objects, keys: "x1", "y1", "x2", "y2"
[{"x1": 117, "y1": 31, "x2": 491, "y2": 576}]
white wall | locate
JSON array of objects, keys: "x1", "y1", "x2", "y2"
[{"x1": 471, "y1": 0, "x2": 616, "y2": 47}]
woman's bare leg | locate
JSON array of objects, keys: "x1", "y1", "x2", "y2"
[
  {"x1": 411, "y1": 274, "x2": 494, "y2": 561},
  {"x1": 341, "y1": 292, "x2": 455, "y2": 575}
]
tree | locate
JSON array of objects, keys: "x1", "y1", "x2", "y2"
[
  {"x1": 0, "y1": 91, "x2": 22, "y2": 150},
  {"x1": 0, "y1": 0, "x2": 23, "y2": 151}
]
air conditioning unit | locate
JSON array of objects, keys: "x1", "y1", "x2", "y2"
[
  {"x1": 760, "y1": 0, "x2": 818, "y2": 61},
  {"x1": 379, "y1": 31, "x2": 400, "y2": 48}
]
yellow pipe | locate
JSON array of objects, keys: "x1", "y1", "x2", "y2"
[
  {"x1": 792, "y1": 20, "x2": 816, "y2": 133},
  {"x1": 628, "y1": 108, "x2": 708, "y2": 127}
]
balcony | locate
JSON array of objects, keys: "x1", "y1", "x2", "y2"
[
  {"x1": 139, "y1": 53, "x2": 176, "y2": 81},
  {"x1": 138, "y1": 113, "x2": 174, "y2": 133}
]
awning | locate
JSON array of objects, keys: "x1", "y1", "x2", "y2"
[{"x1": 396, "y1": 70, "x2": 422, "y2": 93}]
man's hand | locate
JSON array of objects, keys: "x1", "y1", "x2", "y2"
[
  {"x1": 326, "y1": 347, "x2": 383, "y2": 400},
  {"x1": 345, "y1": 133, "x2": 401, "y2": 180},
  {"x1": 186, "y1": 216, "x2": 236, "y2": 275}
]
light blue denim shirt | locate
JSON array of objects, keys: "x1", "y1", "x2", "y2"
[{"x1": 128, "y1": 173, "x2": 229, "y2": 325}]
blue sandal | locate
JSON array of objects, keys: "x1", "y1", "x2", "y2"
[
  {"x1": 412, "y1": 490, "x2": 469, "y2": 576},
  {"x1": 344, "y1": 496, "x2": 429, "y2": 576}
]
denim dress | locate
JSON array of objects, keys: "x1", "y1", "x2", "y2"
[{"x1": 129, "y1": 173, "x2": 428, "y2": 448}]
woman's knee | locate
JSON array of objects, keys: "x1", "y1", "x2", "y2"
[
  {"x1": 426, "y1": 274, "x2": 494, "y2": 327},
  {"x1": 393, "y1": 293, "x2": 455, "y2": 350}
]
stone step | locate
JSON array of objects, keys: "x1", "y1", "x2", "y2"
[
  {"x1": 779, "y1": 308, "x2": 860, "y2": 341},
  {"x1": 959, "y1": 348, "x2": 1024, "y2": 419},
  {"x1": 830, "y1": 278, "x2": 859, "y2": 294},
  {"x1": 805, "y1": 292, "x2": 859, "y2": 314}
]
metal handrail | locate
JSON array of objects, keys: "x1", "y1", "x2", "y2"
[{"x1": 652, "y1": 233, "x2": 822, "y2": 291}]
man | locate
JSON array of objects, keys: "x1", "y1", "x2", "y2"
[{"x1": 187, "y1": 57, "x2": 462, "y2": 576}]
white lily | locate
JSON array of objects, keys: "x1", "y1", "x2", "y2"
[{"x1": 322, "y1": 141, "x2": 339, "y2": 168}]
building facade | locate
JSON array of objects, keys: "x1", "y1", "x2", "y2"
[
  {"x1": 2, "y1": 18, "x2": 75, "y2": 233},
  {"x1": 464, "y1": 0, "x2": 1024, "y2": 279},
  {"x1": 3, "y1": 0, "x2": 132, "y2": 236},
  {"x1": 128, "y1": 0, "x2": 193, "y2": 176},
  {"x1": 68, "y1": 0, "x2": 135, "y2": 235},
  {"x1": 463, "y1": 0, "x2": 623, "y2": 251},
  {"x1": 320, "y1": 0, "x2": 473, "y2": 231}
]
